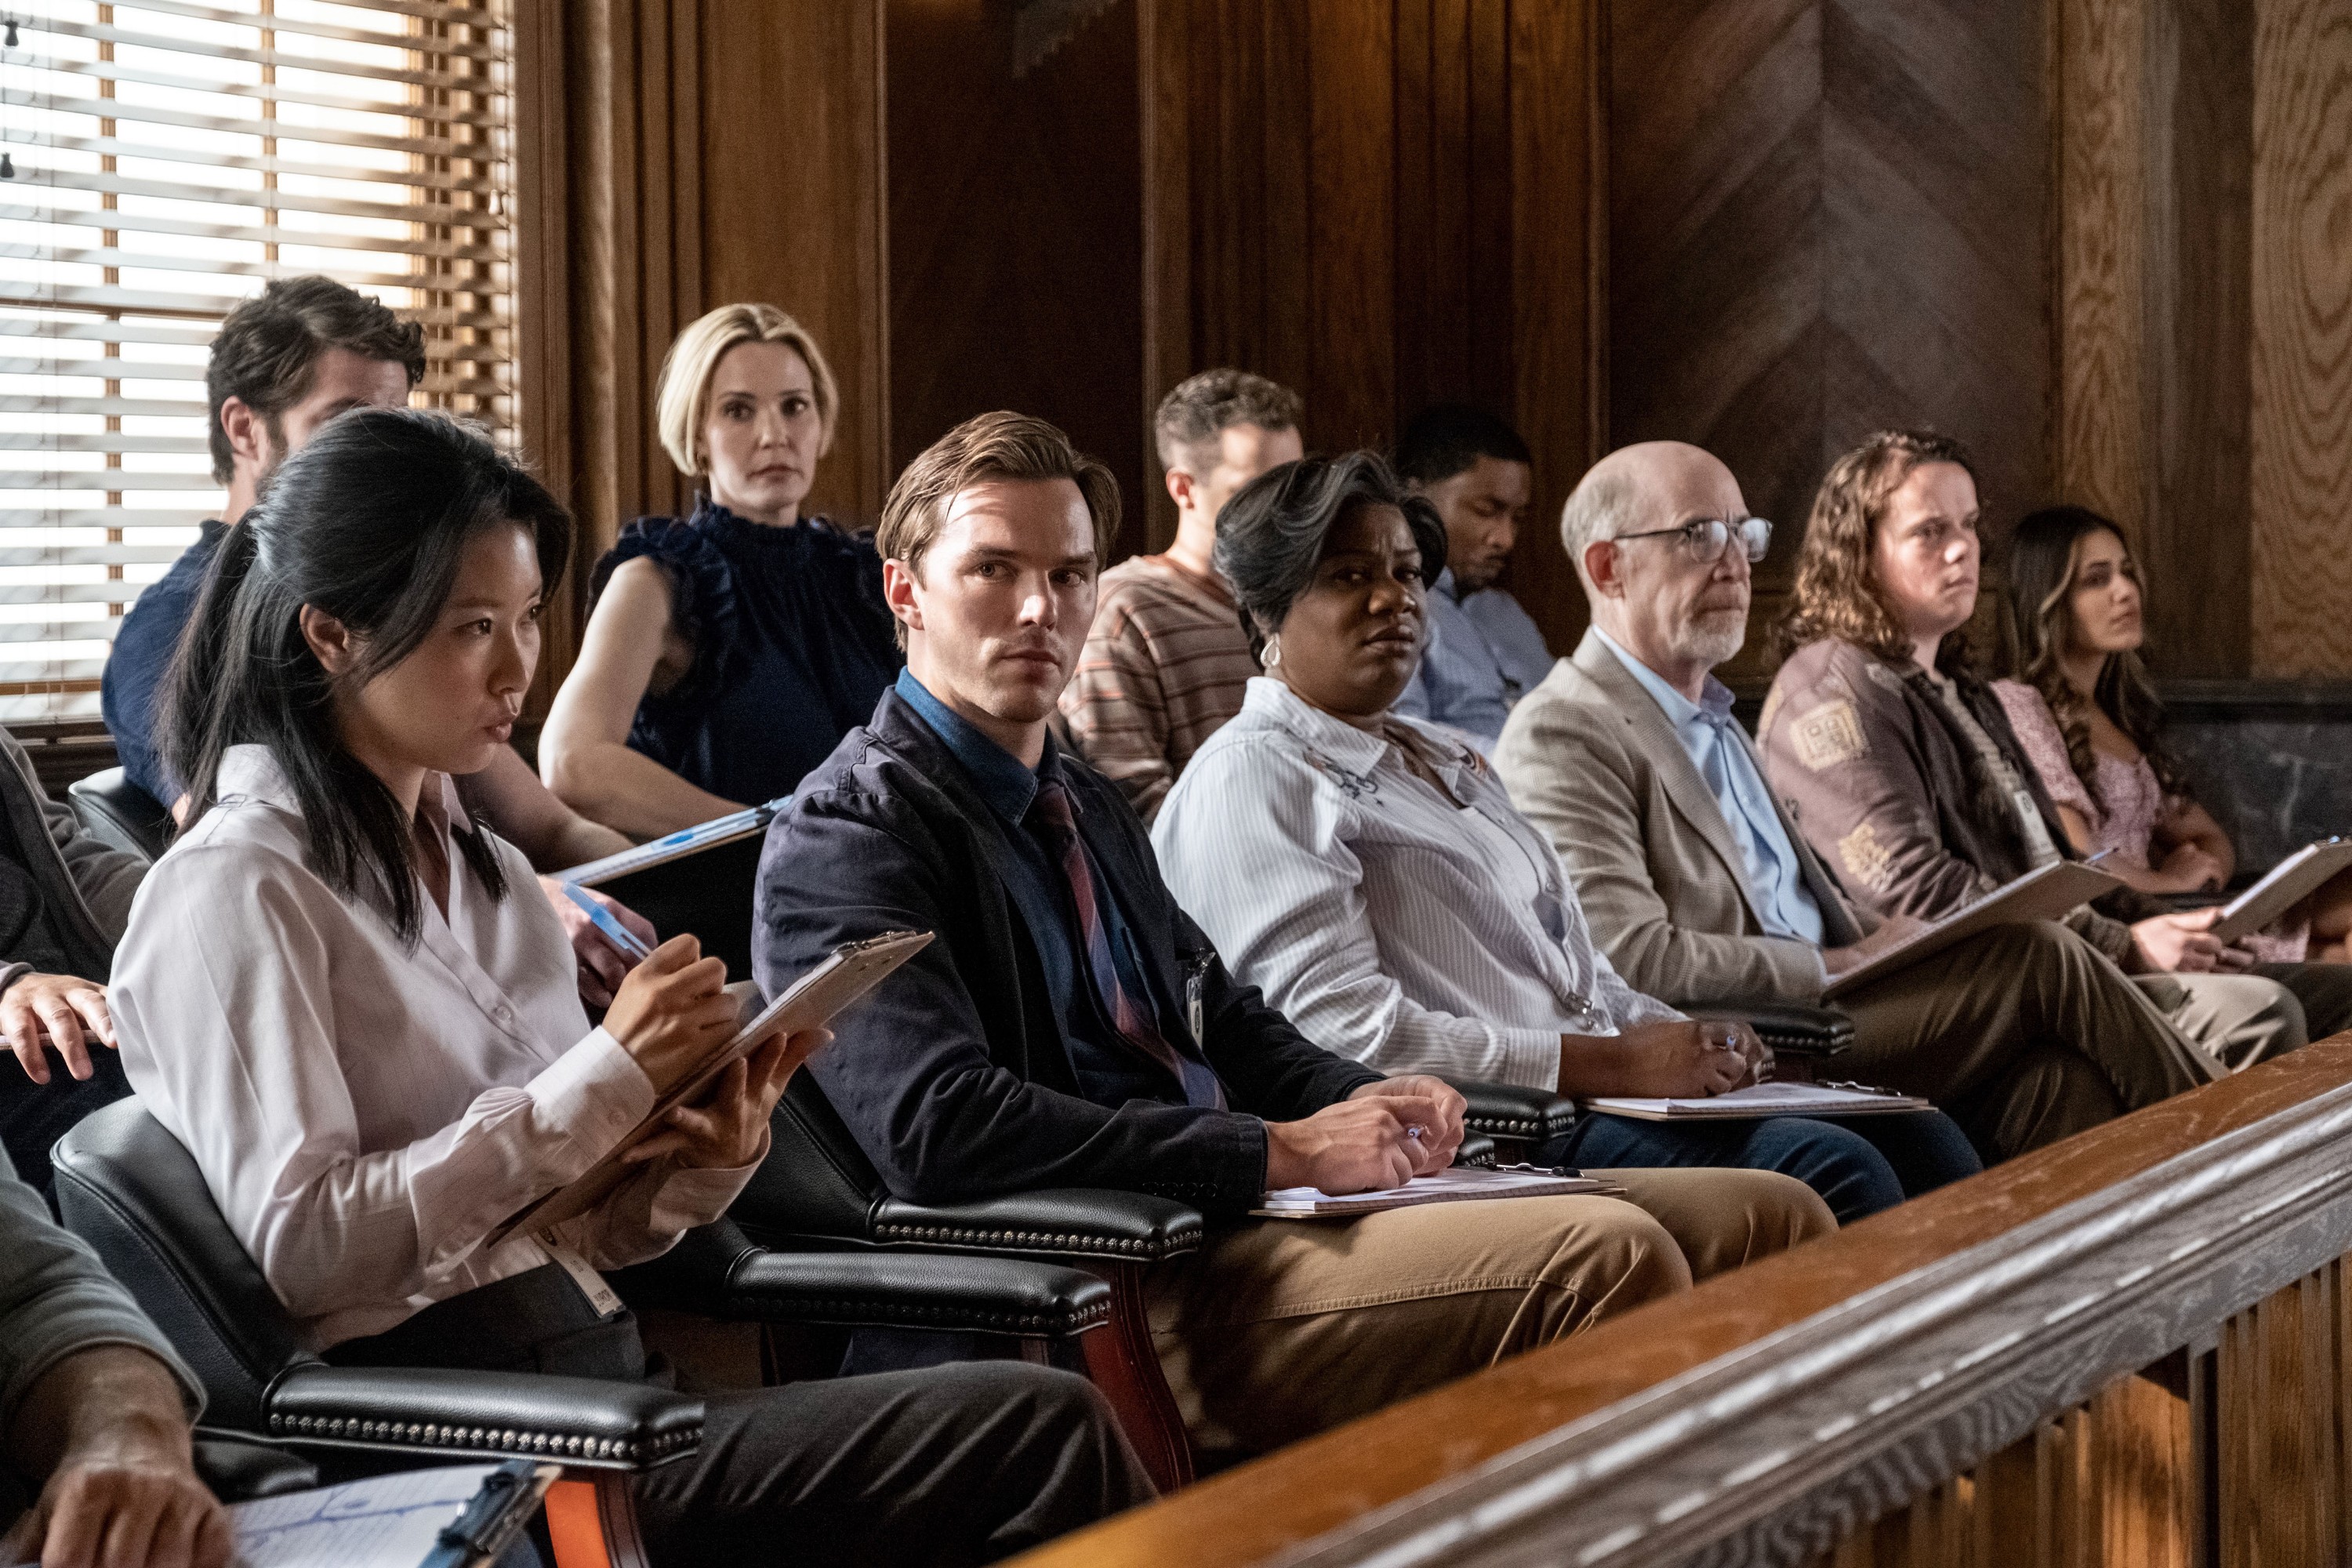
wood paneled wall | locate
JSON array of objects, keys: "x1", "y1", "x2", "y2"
[
  {"x1": 2249, "y1": 0, "x2": 2352, "y2": 677},
  {"x1": 1143, "y1": 0, "x2": 1606, "y2": 653},
  {"x1": 519, "y1": 0, "x2": 2352, "y2": 688},
  {"x1": 2054, "y1": 0, "x2": 2256, "y2": 678},
  {"x1": 1607, "y1": 0, "x2": 2053, "y2": 681},
  {"x1": 2053, "y1": 0, "x2": 2352, "y2": 680},
  {"x1": 514, "y1": 1, "x2": 886, "y2": 617},
  {"x1": 887, "y1": 0, "x2": 1149, "y2": 556}
]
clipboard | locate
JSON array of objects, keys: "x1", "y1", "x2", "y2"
[
  {"x1": 554, "y1": 798, "x2": 792, "y2": 887},
  {"x1": 2209, "y1": 838, "x2": 2352, "y2": 944},
  {"x1": 1824, "y1": 859, "x2": 2124, "y2": 999},
  {"x1": 485, "y1": 929, "x2": 933, "y2": 1248},
  {"x1": 557, "y1": 804, "x2": 793, "y2": 983},
  {"x1": 180, "y1": 1460, "x2": 555, "y2": 1568}
]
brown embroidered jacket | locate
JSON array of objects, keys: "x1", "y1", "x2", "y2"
[{"x1": 1757, "y1": 637, "x2": 2142, "y2": 966}]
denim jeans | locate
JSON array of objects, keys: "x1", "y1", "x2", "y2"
[{"x1": 1552, "y1": 1109, "x2": 1982, "y2": 1225}]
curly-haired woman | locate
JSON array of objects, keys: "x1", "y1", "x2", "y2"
[
  {"x1": 1991, "y1": 506, "x2": 2348, "y2": 963},
  {"x1": 1756, "y1": 431, "x2": 2336, "y2": 1069}
]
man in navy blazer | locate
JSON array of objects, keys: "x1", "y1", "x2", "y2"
[{"x1": 754, "y1": 412, "x2": 1830, "y2": 1462}]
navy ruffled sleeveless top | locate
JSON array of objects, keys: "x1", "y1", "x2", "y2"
[{"x1": 589, "y1": 498, "x2": 903, "y2": 805}]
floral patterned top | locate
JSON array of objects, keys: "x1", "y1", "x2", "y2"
[{"x1": 1993, "y1": 679, "x2": 2306, "y2": 962}]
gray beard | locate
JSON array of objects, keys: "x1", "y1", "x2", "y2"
[{"x1": 1673, "y1": 616, "x2": 1747, "y2": 670}]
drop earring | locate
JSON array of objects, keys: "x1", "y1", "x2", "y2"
[{"x1": 1261, "y1": 634, "x2": 1281, "y2": 670}]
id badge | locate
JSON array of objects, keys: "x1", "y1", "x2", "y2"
[{"x1": 539, "y1": 1236, "x2": 625, "y2": 1318}]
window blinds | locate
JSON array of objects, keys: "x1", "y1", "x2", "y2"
[{"x1": 0, "y1": 0, "x2": 512, "y2": 722}]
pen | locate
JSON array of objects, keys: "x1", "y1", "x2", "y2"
[{"x1": 561, "y1": 882, "x2": 655, "y2": 962}]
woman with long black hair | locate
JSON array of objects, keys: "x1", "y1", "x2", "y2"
[
  {"x1": 110, "y1": 408, "x2": 1148, "y2": 1566},
  {"x1": 1994, "y1": 505, "x2": 2350, "y2": 963}
]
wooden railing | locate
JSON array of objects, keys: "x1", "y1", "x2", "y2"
[{"x1": 1014, "y1": 1035, "x2": 2352, "y2": 1568}]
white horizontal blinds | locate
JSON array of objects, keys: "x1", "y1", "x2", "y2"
[{"x1": 0, "y1": 0, "x2": 514, "y2": 722}]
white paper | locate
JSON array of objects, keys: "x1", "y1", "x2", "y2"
[
  {"x1": 2212, "y1": 839, "x2": 2352, "y2": 943},
  {"x1": 228, "y1": 1465, "x2": 498, "y2": 1567},
  {"x1": 1254, "y1": 1166, "x2": 1607, "y2": 1218},
  {"x1": 1584, "y1": 1081, "x2": 1928, "y2": 1120}
]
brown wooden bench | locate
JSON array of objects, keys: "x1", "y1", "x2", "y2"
[{"x1": 1011, "y1": 1033, "x2": 2352, "y2": 1567}]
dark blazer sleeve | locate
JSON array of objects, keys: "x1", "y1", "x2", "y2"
[{"x1": 755, "y1": 782, "x2": 1279, "y2": 1214}]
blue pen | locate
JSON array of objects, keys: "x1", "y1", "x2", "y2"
[{"x1": 561, "y1": 882, "x2": 655, "y2": 961}]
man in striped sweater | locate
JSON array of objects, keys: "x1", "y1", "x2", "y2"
[{"x1": 1058, "y1": 369, "x2": 1302, "y2": 823}]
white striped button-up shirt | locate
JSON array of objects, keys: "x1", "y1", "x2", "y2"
[
  {"x1": 1153, "y1": 678, "x2": 1681, "y2": 1091},
  {"x1": 112, "y1": 745, "x2": 755, "y2": 1349}
]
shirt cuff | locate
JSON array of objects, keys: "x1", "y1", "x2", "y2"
[
  {"x1": 1494, "y1": 1025, "x2": 1570, "y2": 1092},
  {"x1": 527, "y1": 1027, "x2": 657, "y2": 1168},
  {"x1": 648, "y1": 1127, "x2": 769, "y2": 1233}
]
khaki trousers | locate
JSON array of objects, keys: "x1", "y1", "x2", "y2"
[
  {"x1": 1145, "y1": 1167, "x2": 1831, "y2": 1461},
  {"x1": 1841, "y1": 920, "x2": 2218, "y2": 1160},
  {"x1": 2144, "y1": 971, "x2": 2308, "y2": 1071}
]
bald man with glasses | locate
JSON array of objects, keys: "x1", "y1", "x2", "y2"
[{"x1": 1491, "y1": 441, "x2": 2223, "y2": 1162}]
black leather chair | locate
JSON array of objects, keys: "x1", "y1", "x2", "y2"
[
  {"x1": 729, "y1": 1073, "x2": 1554, "y2": 1487},
  {"x1": 1443, "y1": 1078, "x2": 1578, "y2": 1165},
  {"x1": 67, "y1": 767, "x2": 173, "y2": 862},
  {"x1": 1675, "y1": 1001, "x2": 1859, "y2": 1083},
  {"x1": 51, "y1": 1101, "x2": 1120, "y2": 1565}
]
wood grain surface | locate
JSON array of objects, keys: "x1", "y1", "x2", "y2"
[
  {"x1": 1141, "y1": 0, "x2": 1606, "y2": 652},
  {"x1": 2250, "y1": 0, "x2": 2352, "y2": 677},
  {"x1": 885, "y1": 0, "x2": 1148, "y2": 554},
  {"x1": 1609, "y1": 0, "x2": 2049, "y2": 684},
  {"x1": 699, "y1": 2, "x2": 887, "y2": 526},
  {"x1": 2055, "y1": 0, "x2": 2147, "y2": 543},
  {"x1": 1006, "y1": 1037, "x2": 2352, "y2": 1568}
]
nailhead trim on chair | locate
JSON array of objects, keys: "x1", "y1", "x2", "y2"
[
  {"x1": 1465, "y1": 1113, "x2": 1548, "y2": 1138},
  {"x1": 267, "y1": 1413, "x2": 699, "y2": 1465},
  {"x1": 869, "y1": 1222, "x2": 1204, "y2": 1258},
  {"x1": 728, "y1": 1293, "x2": 1113, "y2": 1334}
]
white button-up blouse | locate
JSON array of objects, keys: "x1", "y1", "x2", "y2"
[
  {"x1": 1153, "y1": 679, "x2": 1682, "y2": 1091},
  {"x1": 111, "y1": 745, "x2": 753, "y2": 1349}
]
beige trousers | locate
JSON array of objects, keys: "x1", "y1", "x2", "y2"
[
  {"x1": 2146, "y1": 971, "x2": 2310, "y2": 1071},
  {"x1": 1840, "y1": 920, "x2": 2223, "y2": 1159},
  {"x1": 1145, "y1": 1167, "x2": 1831, "y2": 1461}
]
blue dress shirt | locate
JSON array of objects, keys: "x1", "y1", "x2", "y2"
[
  {"x1": 891, "y1": 670, "x2": 1178, "y2": 1108},
  {"x1": 1593, "y1": 630, "x2": 1828, "y2": 946},
  {"x1": 1395, "y1": 570, "x2": 1555, "y2": 748}
]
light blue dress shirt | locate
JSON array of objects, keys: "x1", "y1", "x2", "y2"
[
  {"x1": 1593, "y1": 629, "x2": 1828, "y2": 946},
  {"x1": 1395, "y1": 569, "x2": 1555, "y2": 748}
]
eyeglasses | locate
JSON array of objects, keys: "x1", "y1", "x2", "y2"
[{"x1": 1613, "y1": 517, "x2": 1773, "y2": 564}]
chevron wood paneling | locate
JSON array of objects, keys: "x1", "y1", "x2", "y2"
[{"x1": 1609, "y1": 0, "x2": 2049, "y2": 679}]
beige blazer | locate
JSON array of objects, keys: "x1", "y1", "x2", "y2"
[{"x1": 1493, "y1": 630, "x2": 1869, "y2": 1007}]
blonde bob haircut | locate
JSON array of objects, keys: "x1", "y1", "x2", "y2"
[{"x1": 654, "y1": 303, "x2": 840, "y2": 478}]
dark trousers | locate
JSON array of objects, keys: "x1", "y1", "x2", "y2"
[
  {"x1": 1556, "y1": 1110, "x2": 1982, "y2": 1226},
  {"x1": 2261, "y1": 961, "x2": 2352, "y2": 1044},
  {"x1": 0, "y1": 1046, "x2": 130, "y2": 1201},
  {"x1": 331, "y1": 1265, "x2": 1152, "y2": 1566}
]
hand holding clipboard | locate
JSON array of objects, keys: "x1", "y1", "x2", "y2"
[{"x1": 487, "y1": 929, "x2": 932, "y2": 1247}]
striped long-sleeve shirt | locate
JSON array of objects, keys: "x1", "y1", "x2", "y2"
[
  {"x1": 1152, "y1": 678, "x2": 1682, "y2": 1091},
  {"x1": 1058, "y1": 554, "x2": 1261, "y2": 825}
]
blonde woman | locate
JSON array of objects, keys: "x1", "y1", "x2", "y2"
[{"x1": 544, "y1": 305, "x2": 901, "y2": 837}]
